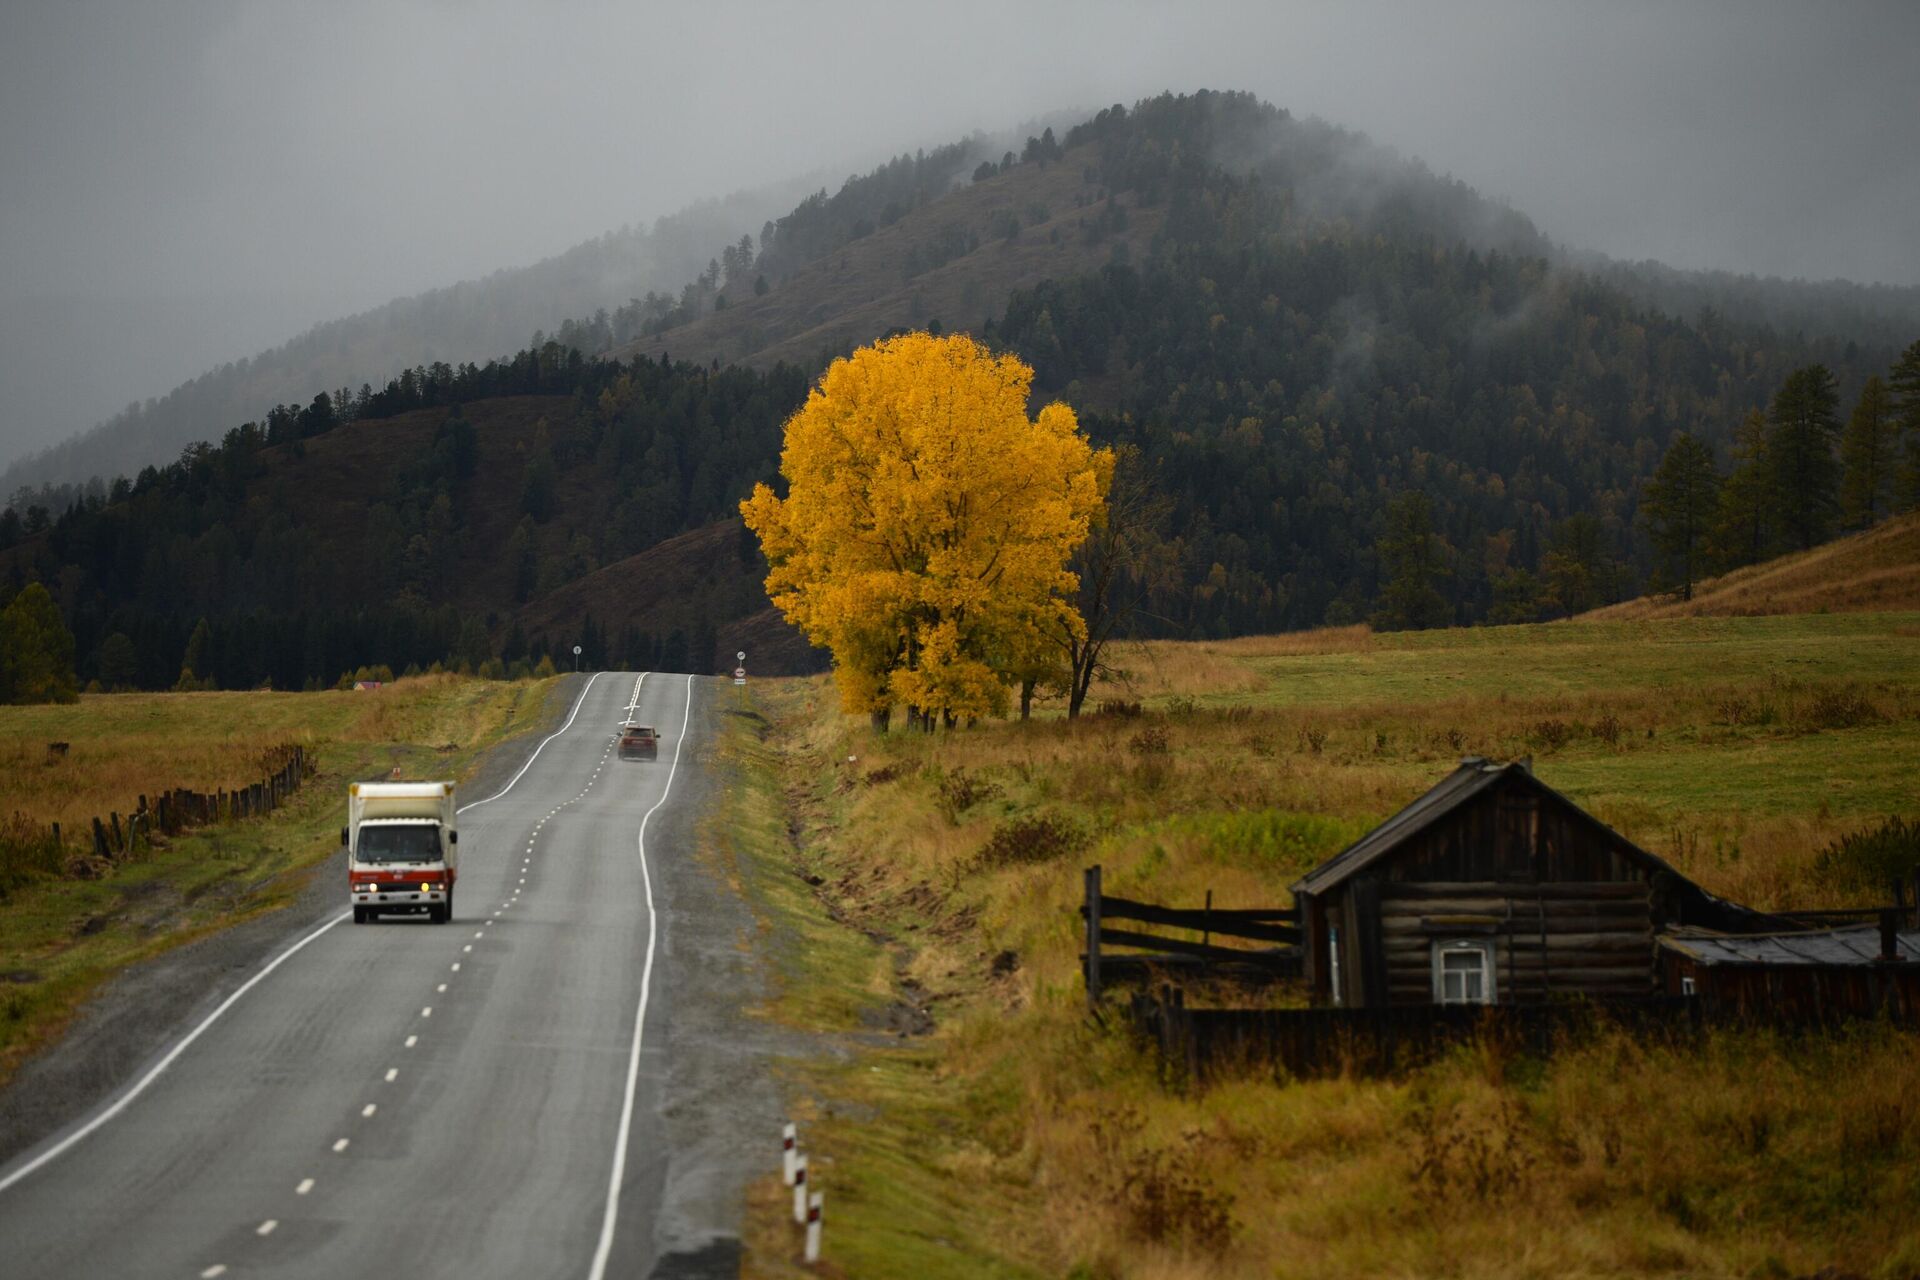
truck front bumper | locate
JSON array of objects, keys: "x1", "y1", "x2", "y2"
[{"x1": 353, "y1": 888, "x2": 446, "y2": 911}]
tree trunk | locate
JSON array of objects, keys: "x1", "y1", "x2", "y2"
[
  {"x1": 1019, "y1": 678, "x2": 1036, "y2": 721},
  {"x1": 870, "y1": 706, "x2": 892, "y2": 734}
]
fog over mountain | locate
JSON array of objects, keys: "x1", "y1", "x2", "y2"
[{"x1": 3, "y1": 0, "x2": 1917, "y2": 482}]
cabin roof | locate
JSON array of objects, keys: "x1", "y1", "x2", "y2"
[
  {"x1": 1291, "y1": 758, "x2": 1690, "y2": 899},
  {"x1": 1661, "y1": 924, "x2": 1920, "y2": 967}
]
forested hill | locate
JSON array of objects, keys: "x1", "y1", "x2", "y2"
[{"x1": 4, "y1": 89, "x2": 1918, "y2": 693}]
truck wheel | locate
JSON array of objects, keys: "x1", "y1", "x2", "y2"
[
  {"x1": 353, "y1": 907, "x2": 368, "y2": 924},
  {"x1": 429, "y1": 903, "x2": 448, "y2": 924},
  {"x1": 444, "y1": 889, "x2": 455, "y2": 922}
]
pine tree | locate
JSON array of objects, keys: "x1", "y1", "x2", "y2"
[
  {"x1": 1838, "y1": 376, "x2": 1894, "y2": 528},
  {"x1": 1889, "y1": 339, "x2": 1920, "y2": 510},
  {"x1": 1370, "y1": 491, "x2": 1451, "y2": 630},
  {"x1": 1642, "y1": 432, "x2": 1720, "y2": 600},
  {"x1": 1710, "y1": 410, "x2": 1772, "y2": 570},
  {"x1": 1766, "y1": 364, "x2": 1842, "y2": 550}
]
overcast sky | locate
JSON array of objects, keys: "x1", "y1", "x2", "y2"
[{"x1": 3, "y1": 0, "x2": 1918, "y2": 463}]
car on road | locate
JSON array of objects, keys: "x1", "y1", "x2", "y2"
[{"x1": 618, "y1": 722, "x2": 659, "y2": 761}]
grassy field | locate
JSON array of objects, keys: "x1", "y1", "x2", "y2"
[
  {"x1": 724, "y1": 613, "x2": 1920, "y2": 1278},
  {"x1": 0, "y1": 675, "x2": 562, "y2": 1082}
]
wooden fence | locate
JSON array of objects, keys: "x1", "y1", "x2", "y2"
[
  {"x1": 1080, "y1": 864, "x2": 1301, "y2": 1009},
  {"x1": 53, "y1": 744, "x2": 314, "y2": 867},
  {"x1": 1128, "y1": 978, "x2": 1920, "y2": 1086}
]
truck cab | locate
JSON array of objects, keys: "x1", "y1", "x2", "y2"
[{"x1": 346, "y1": 781, "x2": 458, "y2": 924}]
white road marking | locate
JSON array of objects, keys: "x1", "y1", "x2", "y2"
[
  {"x1": 362, "y1": 1104, "x2": 377, "y2": 1118},
  {"x1": 257, "y1": 1219, "x2": 277, "y2": 1236},
  {"x1": 450, "y1": 963, "x2": 460, "y2": 972},
  {"x1": 385, "y1": 1068, "x2": 398, "y2": 1082},
  {"x1": 462, "y1": 945, "x2": 472, "y2": 953},
  {"x1": 474, "y1": 931, "x2": 484, "y2": 938},
  {"x1": 296, "y1": 1178, "x2": 314, "y2": 1195},
  {"x1": 0, "y1": 674, "x2": 611, "y2": 1195},
  {"x1": 421, "y1": 1007, "x2": 432, "y2": 1018},
  {"x1": 404, "y1": 1035, "x2": 417, "y2": 1048},
  {"x1": 201, "y1": 1266, "x2": 227, "y2": 1278},
  {"x1": 332, "y1": 1138, "x2": 349, "y2": 1153},
  {"x1": 437, "y1": 983, "x2": 447, "y2": 993},
  {"x1": 589, "y1": 672, "x2": 688, "y2": 1280}
]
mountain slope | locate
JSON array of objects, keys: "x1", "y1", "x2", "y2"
[
  {"x1": 1589, "y1": 512, "x2": 1920, "y2": 620},
  {"x1": 0, "y1": 182, "x2": 815, "y2": 501}
]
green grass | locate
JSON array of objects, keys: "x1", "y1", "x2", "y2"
[
  {"x1": 0, "y1": 676, "x2": 564, "y2": 1082},
  {"x1": 729, "y1": 612, "x2": 1920, "y2": 1278}
]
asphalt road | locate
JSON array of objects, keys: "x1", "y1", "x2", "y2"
[{"x1": 0, "y1": 671, "x2": 762, "y2": 1280}]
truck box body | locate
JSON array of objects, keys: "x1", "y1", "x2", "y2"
[{"x1": 347, "y1": 781, "x2": 458, "y2": 923}]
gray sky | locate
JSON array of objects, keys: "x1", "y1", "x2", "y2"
[{"x1": 3, "y1": 0, "x2": 1918, "y2": 463}]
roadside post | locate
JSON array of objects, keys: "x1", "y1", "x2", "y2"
[
  {"x1": 791, "y1": 1155, "x2": 809, "y2": 1224},
  {"x1": 782, "y1": 1122, "x2": 797, "y2": 1185},
  {"x1": 572, "y1": 644, "x2": 582, "y2": 673},
  {"x1": 734, "y1": 650, "x2": 747, "y2": 686},
  {"x1": 804, "y1": 1191, "x2": 823, "y2": 1263}
]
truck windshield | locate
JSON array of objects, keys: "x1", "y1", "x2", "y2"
[{"x1": 357, "y1": 825, "x2": 443, "y2": 863}]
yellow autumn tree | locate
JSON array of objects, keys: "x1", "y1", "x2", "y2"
[{"x1": 741, "y1": 333, "x2": 1109, "y2": 728}]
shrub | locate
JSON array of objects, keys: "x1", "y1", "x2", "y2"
[
  {"x1": 1298, "y1": 727, "x2": 1327, "y2": 755},
  {"x1": 937, "y1": 767, "x2": 998, "y2": 818},
  {"x1": 862, "y1": 763, "x2": 905, "y2": 788},
  {"x1": 1529, "y1": 719, "x2": 1573, "y2": 752},
  {"x1": 976, "y1": 813, "x2": 1088, "y2": 868},
  {"x1": 1799, "y1": 685, "x2": 1881, "y2": 731},
  {"x1": 1812, "y1": 815, "x2": 1920, "y2": 895},
  {"x1": 1128, "y1": 725, "x2": 1170, "y2": 755},
  {"x1": 1589, "y1": 713, "x2": 1623, "y2": 747},
  {"x1": 0, "y1": 811, "x2": 63, "y2": 897},
  {"x1": 1096, "y1": 699, "x2": 1142, "y2": 719}
]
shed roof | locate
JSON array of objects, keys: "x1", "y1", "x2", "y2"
[
  {"x1": 1288, "y1": 760, "x2": 1786, "y2": 935},
  {"x1": 1661, "y1": 924, "x2": 1920, "y2": 967}
]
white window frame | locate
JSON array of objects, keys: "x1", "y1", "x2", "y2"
[{"x1": 1431, "y1": 939, "x2": 1497, "y2": 1006}]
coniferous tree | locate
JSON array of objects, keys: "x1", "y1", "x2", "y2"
[
  {"x1": 1710, "y1": 410, "x2": 1773, "y2": 570},
  {"x1": 1889, "y1": 339, "x2": 1920, "y2": 510},
  {"x1": 1766, "y1": 364, "x2": 1842, "y2": 550},
  {"x1": 1838, "y1": 376, "x2": 1895, "y2": 528},
  {"x1": 0, "y1": 583, "x2": 79, "y2": 703},
  {"x1": 1370, "y1": 491, "x2": 1451, "y2": 630},
  {"x1": 1642, "y1": 432, "x2": 1720, "y2": 600},
  {"x1": 1540, "y1": 514, "x2": 1619, "y2": 616}
]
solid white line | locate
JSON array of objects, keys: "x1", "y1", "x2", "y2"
[
  {"x1": 587, "y1": 672, "x2": 691, "y2": 1280},
  {"x1": 0, "y1": 671, "x2": 612, "y2": 1196},
  {"x1": 0, "y1": 907, "x2": 350, "y2": 1194},
  {"x1": 296, "y1": 1177, "x2": 314, "y2": 1195},
  {"x1": 456, "y1": 671, "x2": 605, "y2": 814}
]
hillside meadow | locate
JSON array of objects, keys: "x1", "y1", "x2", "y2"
[
  {"x1": 0, "y1": 675, "x2": 561, "y2": 1082},
  {"x1": 720, "y1": 613, "x2": 1920, "y2": 1278}
]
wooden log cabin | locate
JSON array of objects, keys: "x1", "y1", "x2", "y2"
[{"x1": 1291, "y1": 758, "x2": 1777, "y2": 1008}]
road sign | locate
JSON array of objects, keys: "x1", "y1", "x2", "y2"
[
  {"x1": 736, "y1": 651, "x2": 746, "y2": 662},
  {"x1": 733, "y1": 666, "x2": 746, "y2": 686}
]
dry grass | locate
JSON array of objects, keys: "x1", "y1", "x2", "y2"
[
  {"x1": 1593, "y1": 510, "x2": 1920, "y2": 621},
  {"x1": 732, "y1": 610, "x2": 1920, "y2": 1278},
  {"x1": 0, "y1": 674, "x2": 531, "y2": 839}
]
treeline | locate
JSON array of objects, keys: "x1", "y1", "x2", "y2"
[{"x1": 0, "y1": 343, "x2": 806, "y2": 695}]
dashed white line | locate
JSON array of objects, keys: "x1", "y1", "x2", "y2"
[
  {"x1": 200, "y1": 1266, "x2": 227, "y2": 1278},
  {"x1": 404, "y1": 1035, "x2": 418, "y2": 1048},
  {"x1": 450, "y1": 962, "x2": 460, "y2": 972},
  {"x1": 420, "y1": 1006, "x2": 432, "y2": 1018},
  {"x1": 361, "y1": 1104, "x2": 377, "y2": 1118},
  {"x1": 257, "y1": 1219, "x2": 277, "y2": 1236},
  {"x1": 385, "y1": 1068, "x2": 398, "y2": 1082},
  {"x1": 296, "y1": 1177, "x2": 314, "y2": 1195},
  {"x1": 436, "y1": 983, "x2": 447, "y2": 993},
  {"x1": 462, "y1": 945, "x2": 472, "y2": 953},
  {"x1": 332, "y1": 1138, "x2": 350, "y2": 1153}
]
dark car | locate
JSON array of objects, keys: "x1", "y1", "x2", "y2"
[{"x1": 618, "y1": 723, "x2": 658, "y2": 761}]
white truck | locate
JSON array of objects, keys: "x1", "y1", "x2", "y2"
[{"x1": 343, "y1": 781, "x2": 458, "y2": 924}]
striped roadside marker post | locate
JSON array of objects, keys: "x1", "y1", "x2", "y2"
[
  {"x1": 782, "y1": 1122, "x2": 798, "y2": 1185},
  {"x1": 791, "y1": 1155, "x2": 809, "y2": 1225},
  {"x1": 804, "y1": 1191, "x2": 824, "y2": 1264}
]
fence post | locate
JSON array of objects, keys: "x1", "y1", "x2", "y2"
[
  {"x1": 1084, "y1": 864, "x2": 1103, "y2": 1011},
  {"x1": 804, "y1": 1191, "x2": 823, "y2": 1264}
]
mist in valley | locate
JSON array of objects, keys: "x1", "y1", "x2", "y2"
[{"x1": 3, "y1": 0, "x2": 1917, "y2": 489}]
